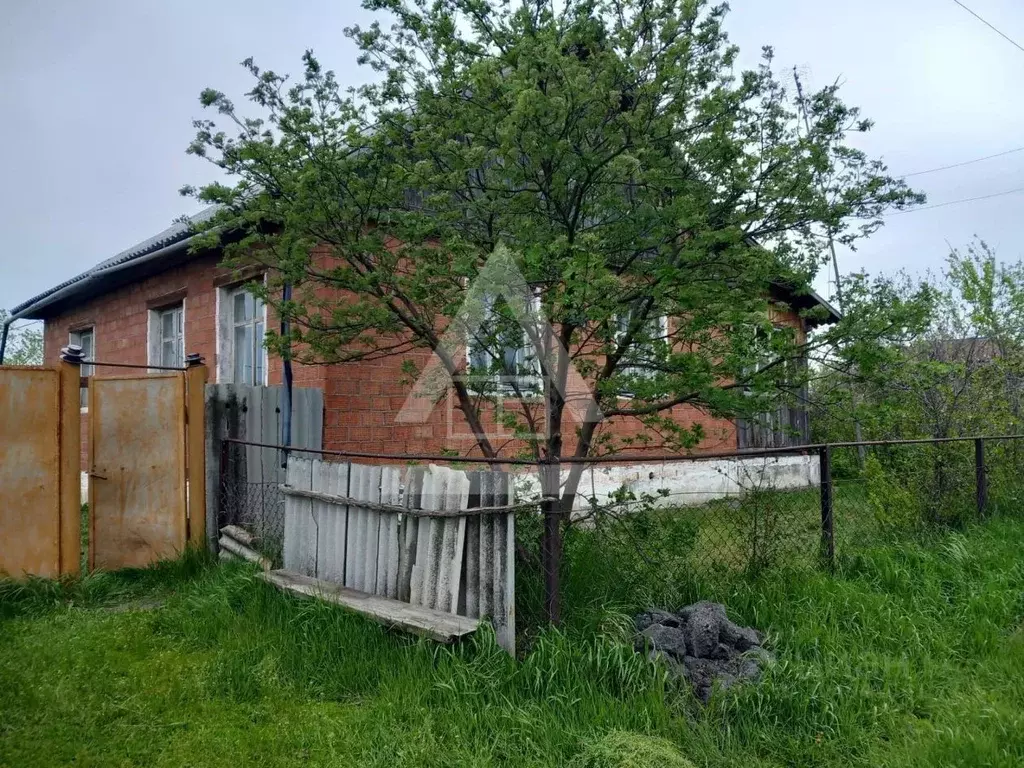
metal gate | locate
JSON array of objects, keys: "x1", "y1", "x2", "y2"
[
  {"x1": 0, "y1": 364, "x2": 81, "y2": 578},
  {"x1": 87, "y1": 364, "x2": 206, "y2": 571}
]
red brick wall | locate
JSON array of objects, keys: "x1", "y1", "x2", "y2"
[
  {"x1": 320, "y1": 347, "x2": 738, "y2": 458},
  {"x1": 42, "y1": 249, "x2": 806, "y2": 464}
]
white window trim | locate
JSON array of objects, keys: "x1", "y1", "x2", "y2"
[
  {"x1": 147, "y1": 300, "x2": 186, "y2": 371},
  {"x1": 614, "y1": 313, "x2": 669, "y2": 399},
  {"x1": 465, "y1": 293, "x2": 544, "y2": 397},
  {"x1": 69, "y1": 327, "x2": 95, "y2": 411},
  {"x1": 216, "y1": 281, "x2": 269, "y2": 385}
]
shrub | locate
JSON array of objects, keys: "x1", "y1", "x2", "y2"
[{"x1": 863, "y1": 455, "x2": 920, "y2": 534}]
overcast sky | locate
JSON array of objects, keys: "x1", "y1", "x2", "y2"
[{"x1": 3, "y1": 0, "x2": 1024, "y2": 318}]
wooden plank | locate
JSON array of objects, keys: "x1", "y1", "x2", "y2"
[
  {"x1": 185, "y1": 363, "x2": 208, "y2": 547},
  {"x1": 315, "y1": 459, "x2": 349, "y2": 583},
  {"x1": 419, "y1": 466, "x2": 448, "y2": 610},
  {"x1": 398, "y1": 467, "x2": 423, "y2": 603},
  {"x1": 260, "y1": 569, "x2": 480, "y2": 643},
  {"x1": 361, "y1": 464, "x2": 383, "y2": 594},
  {"x1": 240, "y1": 385, "x2": 259, "y2": 486},
  {"x1": 493, "y1": 472, "x2": 516, "y2": 655},
  {"x1": 260, "y1": 385, "x2": 281, "y2": 487},
  {"x1": 376, "y1": 467, "x2": 402, "y2": 599},
  {"x1": 292, "y1": 387, "x2": 324, "y2": 452},
  {"x1": 58, "y1": 362, "x2": 82, "y2": 576},
  {"x1": 437, "y1": 469, "x2": 469, "y2": 614},
  {"x1": 344, "y1": 463, "x2": 363, "y2": 590},
  {"x1": 462, "y1": 472, "x2": 482, "y2": 618},
  {"x1": 478, "y1": 471, "x2": 495, "y2": 620},
  {"x1": 282, "y1": 457, "x2": 316, "y2": 575}
]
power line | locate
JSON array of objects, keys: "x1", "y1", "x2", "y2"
[
  {"x1": 952, "y1": 0, "x2": 1024, "y2": 54},
  {"x1": 885, "y1": 186, "x2": 1024, "y2": 215},
  {"x1": 902, "y1": 146, "x2": 1024, "y2": 177}
]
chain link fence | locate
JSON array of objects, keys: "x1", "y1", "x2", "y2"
[{"x1": 217, "y1": 435, "x2": 1024, "y2": 584}]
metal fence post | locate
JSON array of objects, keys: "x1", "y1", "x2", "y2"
[
  {"x1": 819, "y1": 445, "x2": 835, "y2": 571},
  {"x1": 975, "y1": 438, "x2": 988, "y2": 518},
  {"x1": 218, "y1": 437, "x2": 231, "y2": 532},
  {"x1": 541, "y1": 457, "x2": 562, "y2": 626}
]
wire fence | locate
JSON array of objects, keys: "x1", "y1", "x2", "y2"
[{"x1": 217, "y1": 434, "x2": 1024, "y2": 579}]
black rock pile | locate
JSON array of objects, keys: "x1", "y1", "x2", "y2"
[{"x1": 634, "y1": 602, "x2": 773, "y2": 703}]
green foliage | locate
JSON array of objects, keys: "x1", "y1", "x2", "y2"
[
  {"x1": 818, "y1": 240, "x2": 1024, "y2": 446},
  {"x1": 0, "y1": 310, "x2": 43, "y2": 366},
  {"x1": 862, "y1": 455, "x2": 920, "y2": 535},
  {"x1": 182, "y1": 0, "x2": 922, "y2": 473},
  {"x1": 3, "y1": 519, "x2": 1024, "y2": 765},
  {"x1": 517, "y1": 503, "x2": 700, "y2": 636},
  {"x1": 570, "y1": 731, "x2": 695, "y2": 768}
]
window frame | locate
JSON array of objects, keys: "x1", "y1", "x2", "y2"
[
  {"x1": 613, "y1": 310, "x2": 669, "y2": 398},
  {"x1": 147, "y1": 301, "x2": 185, "y2": 370},
  {"x1": 465, "y1": 293, "x2": 544, "y2": 397},
  {"x1": 217, "y1": 283, "x2": 268, "y2": 385}
]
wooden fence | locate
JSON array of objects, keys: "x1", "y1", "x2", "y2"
[{"x1": 281, "y1": 457, "x2": 515, "y2": 654}]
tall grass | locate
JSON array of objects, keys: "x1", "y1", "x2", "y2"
[{"x1": 1, "y1": 516, "x2": 1023, "y2": 765}]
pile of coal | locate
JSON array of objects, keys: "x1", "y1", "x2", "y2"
[{"x1": 634, "y1": 602, "x2": 774, "y2": 703}]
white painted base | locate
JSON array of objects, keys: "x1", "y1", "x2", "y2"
[{"x1": 513, "y1": 455, "x2": 820, "y2": 513}]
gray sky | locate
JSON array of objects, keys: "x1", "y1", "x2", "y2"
[{"x1": 3, "y1": 0, "x2": 1024, "y2": 316}]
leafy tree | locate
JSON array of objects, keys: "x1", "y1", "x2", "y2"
[
  {"x1": 1, "y1": 310, "x2": 44, "y2": 366},
  {"x1": 183, "y1": 0, "x2": 922, "y2": 618},
  {"x1": 813, "y1": 241, "x2": 1024, "y2": 524}
]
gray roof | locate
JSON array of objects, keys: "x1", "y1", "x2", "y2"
[
  {"x1": 9, "y1": 203, "x2": 842, "y2": 325},
  {"x1": 10, "y1": 206, "x2": 219, "y2": 320}
]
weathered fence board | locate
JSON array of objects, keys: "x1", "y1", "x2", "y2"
[
  {"x1": 206, "y1": 383, "x2": 323, "y2": 549},
  {"x1": 463, "y1": 469, "x2": 515, "y2": 652},
  {"x1": 282, "y1": 458, "x2": 316, "y2": 575},
  {"x1": 315, "y1": 461, "x2": 349, "y2": 584},
  {"x1": 279, "y1": 457, "x2": 516, "y2": 654},
  {"x1": 260, "y1": 569, "x2": 480, "y2": 643},
  {"x1": 377, "y1": 467, "x2": 402, "y2": 599}
]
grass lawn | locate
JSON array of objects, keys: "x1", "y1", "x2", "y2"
[{"x1": 1, "y1": 516, "x2": 1023, "y2": 767}]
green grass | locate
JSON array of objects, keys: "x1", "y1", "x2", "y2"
[{"x1": 2, "y1": 517, "x2": 1023, "y2": 767}]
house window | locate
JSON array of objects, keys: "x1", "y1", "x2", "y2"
[
  {"x1": 219, "y1": 286, "x2": 266, "y2": 385},
  {"x1": 148, "y1": 304, "x2": 184, "y2": 369},
  {"x1": 70, "y1": 327, "x2": 94, "y2": 407},
  {"x1": 614, "y1": 307, "x2": 668, "y2": 395},
  {"x1": 735, "y1": 324, "x2": 809, "y2": 448},
  {"x1": 466, "y1": 295, "x2": 542, "y2": 394}
]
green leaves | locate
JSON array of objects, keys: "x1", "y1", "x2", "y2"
[
  {"x1": 0, "y1": 310, "x2": 42, "y2": 366},
  {"x1": 182, "y1": 0, "x2": 924, "y2": 462}
]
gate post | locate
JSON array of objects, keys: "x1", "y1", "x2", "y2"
[
  {"x1": 58, "y1": 354, "x2": 83, "y2": 576},
  {"x1": 185, "y1": 356, "x2": 208, "y2": 547}
]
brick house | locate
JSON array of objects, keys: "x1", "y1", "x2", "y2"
[{"x1": 7, "y1": 207, "x2": 839, "y2": 464}]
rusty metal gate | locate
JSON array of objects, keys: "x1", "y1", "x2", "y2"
[
  {"x1": 87, "y1": 365, "x2": 207, "y2": 571},
  {"x1": 0, "y1": 364, "x2": 81, "y2": 578}
]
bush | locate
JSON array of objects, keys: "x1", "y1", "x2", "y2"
[{"x1": 863, "y1": 455, "x2": 920, "y2": 534}]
